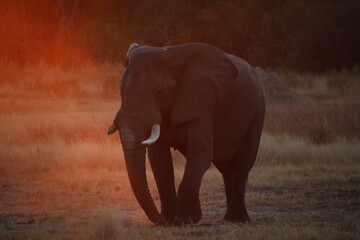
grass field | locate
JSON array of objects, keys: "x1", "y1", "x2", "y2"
[{"x1": 0, "y1": 63, "x2": 359, "y2": 239}]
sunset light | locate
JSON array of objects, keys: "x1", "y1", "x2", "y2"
[{"x1": 0, "y1": 1, "x2": 359, "y2": 239}]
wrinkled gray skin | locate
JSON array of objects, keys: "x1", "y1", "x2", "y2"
[{"x1": 108, "y1": 43, "x2": 265, "y2": 225}]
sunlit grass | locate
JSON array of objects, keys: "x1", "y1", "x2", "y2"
[
  {"x1": 0, "y1": 60, "x2": 123, "y2": 99},
  {"x1": 0, "y1": 99, "x2": 123, "y2": 177}
]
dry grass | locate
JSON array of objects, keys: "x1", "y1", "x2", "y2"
[
  {"x1": 0, "y1": 62, "x2": 359, "y2": 239},
  {"x1": 0, "y1": 99, "x2": 123, "y2": 177},
  {"x1": 4, "y1": 215, "x2": 357, "y2": 240},
  {"x1": 257, "y1": 133, "x2": 360, "y2": 166},
  {"x1": 264, "y1": 103, "x2": 360, "y2": 142},
  {"x1": 279, "y1": 65, "x2": 360, "y2": 101},
  {"x1": 80, "y1": 220, "x2": 359, "y2": 240},
  {"x1": 0, "y1": 60, "x2": 123, "y2": 99}
]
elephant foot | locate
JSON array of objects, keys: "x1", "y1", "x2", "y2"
[
  {"x1": 175, "y1": 210, "x2": 202, "y2": 225},
  {"x1": 161, "y1": 207, "x2": 177, "y2": 223},
  {"x1": 175, "y1": 199, "x2": 202, "y2": 225},
  {"x1": 224, "y1": 207, "x2": 250, "y2": 223}
]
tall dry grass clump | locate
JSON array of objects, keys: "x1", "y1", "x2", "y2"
[{"x1": 87, "y1": 213, "x2": 122, "y2": 240}]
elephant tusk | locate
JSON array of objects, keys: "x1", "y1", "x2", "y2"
[
  {"x1": 141, "y1": 124, "x2": 160, "y2": 145},
  {"x1": 107, "y1": 124, "x2": 118, "y2": 135}
]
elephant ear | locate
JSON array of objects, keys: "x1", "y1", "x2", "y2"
[{"x1": 170, "y1": 45, "x2": 238, "y2": 124}]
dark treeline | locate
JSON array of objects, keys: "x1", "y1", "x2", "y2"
[{"x1": 1, "y1": 0, "x2": 360, "y2": 71}]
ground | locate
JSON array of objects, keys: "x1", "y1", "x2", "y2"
[{"x1": 0, "y1": 64, "x2": 359, "y2": 239}]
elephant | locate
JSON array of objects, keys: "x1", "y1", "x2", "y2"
[{"x1": 107, "y1": 42, "x2": 265, "y2": 225}]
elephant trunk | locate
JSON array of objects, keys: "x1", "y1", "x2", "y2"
[{"x1": 119, "y1": 125, "x2": 165, "y2": 225}]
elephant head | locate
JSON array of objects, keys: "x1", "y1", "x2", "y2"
[{"x1": 108, "y1": 43, "x2": 237, "y2": 224}]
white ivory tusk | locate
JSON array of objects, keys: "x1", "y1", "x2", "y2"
[{"x1": 141, "y1": 124, "x2": 160, "y2": 145}]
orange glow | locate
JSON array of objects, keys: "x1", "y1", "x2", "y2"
[
  {"x1": 0, "y1": 1, "x2": 99, "y2": 66},
  {"x1": 0, "y1": 2, "x2": 138, "y2": 227}
]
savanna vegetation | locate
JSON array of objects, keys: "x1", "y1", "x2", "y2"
[
  {"x1": 1, "y1": 63, "x2": 359, "y2": 239},
  {"x1": 0, "y1": 0, "x2": 359, "y2": 239}
]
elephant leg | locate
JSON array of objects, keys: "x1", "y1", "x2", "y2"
[
  {"x1": 222, "y1": 172, "x2": 233, "y2": 220},
  {"x1": 176, "y1": 119, "x2": 213, "y2": 225},
  {"x1": 213, "y1": 162, "x2": 232, "y2": 220},
  {"x1": 148, "y1": 144, "x2": 177, "y2": 223},
  {"x1": 227, "y1": 106, "x2": 264, "y2": 222},
  {"x1": 176, "y1": 159, "x2": 210, "y2": 224},
  {"x1": 227, "y1": 166, "x2": 250, "y2": 222}
]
